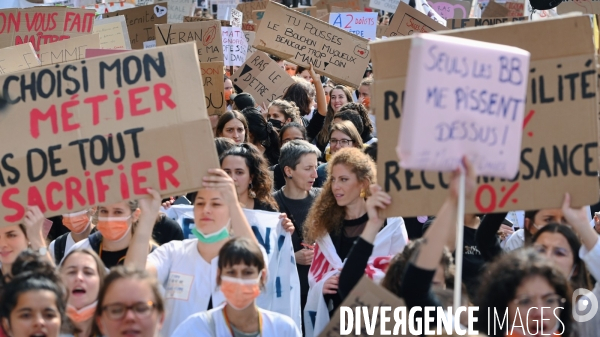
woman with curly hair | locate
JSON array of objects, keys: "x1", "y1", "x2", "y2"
[
  {"x1": 302, "y1": 148, "x2": 408, "y2": 337},
  {"x1": 220, "y1": 143, "x2": 279, "y2": 212},
  {"x1": 338, "y1": 102, "x2": 376, "y2": 145},
  {"x1": 267, "y1": 99, "x2": 302, "y2": 128}
]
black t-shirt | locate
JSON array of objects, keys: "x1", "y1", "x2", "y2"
[
  {"x1": 100, "y1": 247, "x2": 129, "y2": 269},
  {"x1": 461, "y1": 226, "x2": 485, "y2": 300},
  {"x1": 253, "y1": 200, "x2": 278, "y2": 212},
  {"x1": 152, "y1": 214, "x2": 184, "y2": 245}
]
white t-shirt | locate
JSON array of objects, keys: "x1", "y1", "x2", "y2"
[
  {"x1": 147, "y1": 238, "x2": 269, "y2": 337},
  {"x1": 49, "y1": 233, "x2": 76, "y2": 262},
  {"x1": 172, "y1": 303, "x2": 301, "y2": 337}
]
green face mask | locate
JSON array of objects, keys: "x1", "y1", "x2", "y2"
[{"x1": 192, "y1": 226, "x2": 230, "y2": 244}]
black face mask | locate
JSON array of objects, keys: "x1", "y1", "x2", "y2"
[
  {"x1": 529, "y1": 0, "x2": 563, "y2": 10},
  {"x1": 269, "y1": 119, "x2": 283, "y2": 129}
]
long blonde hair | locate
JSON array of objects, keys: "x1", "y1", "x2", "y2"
[{"x1": 303, "y1": 148, "x2": 376, "y2": 242}]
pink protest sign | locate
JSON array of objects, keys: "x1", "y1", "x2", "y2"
[{"x1": 398, "y1": 33, "x2": 530, "y2": 178}]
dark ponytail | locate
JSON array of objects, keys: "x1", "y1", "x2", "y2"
[{"x1": 241, "y1": 107, "x2": 281, "y2": 166}]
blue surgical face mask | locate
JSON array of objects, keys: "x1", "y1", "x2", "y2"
[{"x1": 192, "y1": 226, "x2": 230, "y2": 244}]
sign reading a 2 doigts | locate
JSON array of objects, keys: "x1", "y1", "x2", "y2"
[
  {"x1": 0, "y1": 43, "x2": 219, "y2": 225},
  {"x1": 253, "y1": 1, "x2": 370, "y2": 87}
]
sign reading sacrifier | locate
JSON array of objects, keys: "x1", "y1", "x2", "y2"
[
  {"x1": 0, "y1": 43, "x2": 219, "y2": 225},
  {"x1": 253, "y1": 1, "x2": 371, "y2": 87}
]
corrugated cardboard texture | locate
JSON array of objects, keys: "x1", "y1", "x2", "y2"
[
  {"x1": 557, "y1": 1, "x2": 600, "y2": 15},
  {"x1": 155, "y1": 21, "x2": 224, "y2": 63},
  {"x1": 0, "y1": 42, "x2": 219, "y2": 225},
  {"x1": 201, "y1": 61, "x2": 226, "y2": 116},
  {"x1": 103, "y1": 2, "x2": 168, "y2": 50},
  {"x1": 0, "y1": 43, "x2": 40, "y2": 74},
  {"x1": 384, "y1": 3, "x2": 449, "y2": 37},
  {"x1": 0, "y1": 7, "x2": 96, "y2": 52},
  {"x1": 93, "y1": 15, "x2": 131, "y2": 50},
  {"x1": 371, "y1": 16, "x2": 599, "y2": 217},
  {"x1": 253, "y1": 1, "x2": 370, "y2": 87},
  {"x1": 39, "y1": 33, "x2": 100, "y2": 66},
  {"x1": 231, "y1": 50, "x2": 296, "y2": 106},
  {"x1": 446, "y1": 17, "x2": 527, "y2": 29}
]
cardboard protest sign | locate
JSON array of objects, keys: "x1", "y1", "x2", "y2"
[
  {"x1": 384, "y1": 3, "x2": 449, "y2": 37},
  {"x1": 0, "y1": 43, "x2": 40, "y2": 75},
  {"x1": 231, "y1": 51, "x2": 296, "y2": 106},
  {"x1": 39, "y1": 33, "x2": 100, "y2": 66},
  {"x1": 0, "y1": 43, "x2": 219, "y2": 225},
  {"x1": 253, "y1": 1, "x2": 371, "y2": 87},
  {"x1": 244, "y1": 30, "x2": 256, "y2": 60},
  {"x1": 222, "y1": 26, "x2": 248, "y2": 66},
  {"x1": 326, "y1": 0, "x2": 365, "y2": 11},
  {"x1": 329, "y1": 12, "x2": 378, "y2": 40},
  {"x1": 93, "y1": 15, "x2": 131, "y2": 50},
  {"x1": 0, "y1": 7, "x2": 96, "y2": 52},
  {"x1": 376, "y1": 24, "x2": 387, "y2": 38},
  {"x1": 505, "y1": 1, "x2": 525, "y2": 16},
  {"x1": 398, "y1": 34, "x2": 530, "y2": 178},
  {"x1": 482, "y1": 0, "x2": 510, "y2": 17},
  {"x1": 557, "y1": 0, "x2": 600, "y2": 14},
  {"x1": 216, "y1": 0, "x2": 239, "y2": 20},
  {"x1": 428, "y1": 0, "x2": 472, "y2": 19},
  {"x1": 183, "y1": 16, "x2": 257, "y2": 31},
  {"x1": 102, "y1": 3, "x2": 168, "y2": 50},
  {"x1": 371, "y1": 16, "x2": 599, "y2": 217},
  {"x1": 236, "y1": 0, "x2": 269, "y2": 22},
  {"x1": 230, "y1": 8, "x2": 243, "y2": 27},
  {"x1": 201, "y1": 61, "x2": 226, "y2": 117},
  {"x1": 168, "y1": 0, "x2": 195, "y2": 23},
  {"x1": 369, "y1": 0, "x2": 400, "y2": 14},
  {"x1": 447, "y1": 17, "x2": 527, "y2": 29},
  {"x1": 252, "y1": 7, "x2": 317, "y2": 28},
  {"x1": 318, "y1": 276, "x2": 417, "y2": 337},
  {"x1": 85, "y1": 48, "x2": 128, "y2": 58},
  {"x1": 155, "y1": 21, "x2": 224, "y2": 63}
]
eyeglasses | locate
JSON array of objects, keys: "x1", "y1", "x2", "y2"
[
  {"x1": 330, "y1": 139, "x2": 353, "y2": 147},
  {"x1": 101, "y1": 301, "x2": 156, "y2": 320},
  {"x1": 513, "y1": 294, "x2": 565, "y2": 309}
]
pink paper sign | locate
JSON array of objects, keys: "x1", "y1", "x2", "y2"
[{"x1": 398, "y1": 33, "x2": 530, "y2": 178}]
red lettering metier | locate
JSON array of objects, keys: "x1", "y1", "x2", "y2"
[{"x1": 29, "y1": 83, "x2": 176, "y2": 139}]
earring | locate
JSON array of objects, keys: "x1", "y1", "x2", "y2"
[
  {"x1": 288, "y1": 175, "x2": 293, "y2": 179},
  {"x1": 360, "y1": 189, "x2": 366, "y2": 198},
  {"x1": 249, "y1": 183, "x2": 256, "y2": 198}
]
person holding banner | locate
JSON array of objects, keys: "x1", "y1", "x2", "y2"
[
  {"x1": 64, "y1": 200, "x2": 156, "y2": 269},
  {"x1": 124, "y1": 169, "x2": 260, "y2": 336},
  {"x1": 171, "y1": 237, "x2": 301, "y2": 337},
  {"x1": 49, "y1": 209, "x2": 96, "y2": 264},
  {"x1": 0, "y1": 206, "x2": 52, "y2": 280},
  {"x1": 315, "y1": 86, "x2": 354, "y2": 154},
  {"x1": 217, "y1": 111, "x2": 249, "y2": 144},
  {"x1": 302, "y1": 148, "x2": 408, "y2": 337}
]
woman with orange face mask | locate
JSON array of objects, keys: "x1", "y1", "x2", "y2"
[
  {"x1": 172, "y1": 237, "x2": 300, "y2": 337},
  {"x1": 49, "y1": 209, "x2": 95, "y2": 264},
  {"x1": 59, "y1": 249, "x2": 107, "y2": 337},
  {"x1": 61, "y1": 201, "x2": 156, "y2": 269},
  {"x1": 224, "y1": 76, "x2": 235, "y2": 111}
]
